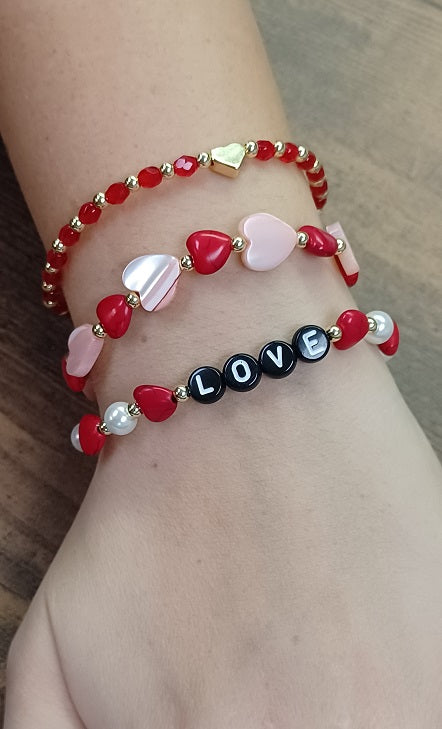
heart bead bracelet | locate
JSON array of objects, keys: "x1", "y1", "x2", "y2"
[
  {"x1": 70, "y1": 308, "x2": 399, "y2": 455},
  {"x1": 62, "y1": 216, "x2": 360, "y2": 390},
  {"x1": 42, "y1": 139, "x2": 328, "y2": 314}
]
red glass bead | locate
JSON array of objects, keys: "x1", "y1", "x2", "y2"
[
  {"x1": 314, "y1": 197, "x2": 327, "y2": 210},
  {"x1": 46, "y1": 248, "x2": 68, "y2": 268},
  {"x1": 335, "y1": 256, "x2": 359, "y2": 287},
  {"x1": 138, "y1": 166, "x2": 162, "y2": 188},
  {"x1": 333, "y1": 309, "x2": 369, "y2": 350},
  {"x1": 256, "y1": 140, "x2": 275, "y2": 161},
  {"x1": 105, "y1": 182, "x2": 129, "y2": 205},
  {"x1": 42, "y1": 268, "x2": 62, "y2": 284},
  {"x1": 133, "y1": 385, "x2": 177, "y2": 422},
  {"x1": 173, "y1": 155, "x2": 198, "y2": 177},
  {"x1": 311, "y1": 180, "x2": 328, "y2": 197},
  {"x1": 378, "y1": 321, "x2": 399, "y2": 356},
  {"x1": 186, "y1": 230, "x2": 232, "y2": 274},
  {"x1": 58, "y1": 224, "x2": 80, "y2": 247},
  {"x1": 78, "y1": 414, "x2": 106, "y2": 456},
  {"x1": 96, "y1": 294, "x2": 133, "y2": 339},
  {"x1": 296, "y1": 152, "x2": 317, "y2": 171},
  {"x1": 78, "y1": 202, "x2": 102, "y2": 225},
  {"x1": 279, "y1": 142, "x2": 298, "y2": 163},
  {"x1": 306, "y1": 166, "x2": 325, "y2": 181},
  {"x1": 61, "y1": 355, "x2": 86, "y2": 392},
  {"x1": 299, "y1": 225, "x2": 338, "y2": 257},
  {"x1": 42, "y1": 289, "x2": 65, "y2": 305}
]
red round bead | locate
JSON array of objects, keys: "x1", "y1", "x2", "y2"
[
  {"x1": 186, "y1": 230, "x2": 232, "y2": 274},
  {"x1": 314, "y1": 197, "x2": 327, "y2": 210},
  {"x1": 279, "y1": 142, "x2": 299, "y2": 163},
  {"x1": 256, "y1": 140, "x2": 275, "y2": 161},
  {"x1": 78, "y1": 202, "x2": 102, "y2": 224},
  {"x1": 335, "y1": 257, "x2": 359, "y2": 287},
  {"x1": 333, "y1": 310, "x2": 369, "y2": 350},
  {"x1": 58, "y1": 224, "x2": 80, "y2": 247},
  {"x1": 299, "y1": 225, "x2": 338, "y2": 257},
  {"x1": 133, "y1": 385, "x2": 177, "y2": 422},
  {"x1": 42, "y1": 268, "x2": 62, "y2": 284},
  {"x1": 378, "y1": 321, "x2": 399, "y2": 356},
  {"x1": 173, "y1": 155, "x2": 198, "y2": 177},
  {"x1": 46, "y1": 249, "x2": 68, "y2": 268},
  {"x1": 61, "y1": 356, "x2": 87, "y2": 392},
  {"x1": 296, "y1": 152, "x2": 317, "y2": 171},
  {"x1": 105, "y1": 182, "x2": 130, "y2": 205},
  {"x1": 311, "y1": 180, "x2": 328, "y2": 197},
  {"x1": 306, "y1": 166, "x2": 325, "y2": 181},
  {"x1": 78, "y1": 414, "x2": 106, "y2": 456},
  {"x1": 96, "y1": 294, "x2": 133, "y2": 339},
  {"x1": 138, "y1": 166, "x2": 162, "y2": 188},
  {"x1": 42, "y1": 289, "x2": 68, "y2": 314}
]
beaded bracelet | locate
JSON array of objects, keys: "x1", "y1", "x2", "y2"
[
  {"x1": 62, "y1": 216, "x2": 359, "y2": 389},
  {"x1": 70, "y1": 308, "x2": 399, "y2": 455},
  {"x1": 42, "y1": 139, "x2": 328, "y2": 314}
]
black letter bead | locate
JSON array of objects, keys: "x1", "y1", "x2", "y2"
[
  {"x1": 223, "y1": 353, "x2": 261, "y2": 392},
  {"x1": 258, "y1": 340, "x2": 297, "y2": 378},
  {"x1": 292, "y1": 325, "x2": 330, "y2": 362},
  {"x1": 188, "y1": 366, "x2": 226, "y2": 404}
]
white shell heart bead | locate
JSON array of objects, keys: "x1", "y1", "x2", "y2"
[
  {"x1": 239, "y1": 213, "x2": 297, "y2": 271},
  {"x1": 103, "y1": 402, "x2": 138, "y2": 436},
  {"x1": 326, "y1": 221, "x2": 360, "y2": 284},
  {"x1": 365, "y1": 311, "x2": 395, "y2": 344},
  {"x1": 122, "y1": 254, "x2": 181, "y2": 311}
]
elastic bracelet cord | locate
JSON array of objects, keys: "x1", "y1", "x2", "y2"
[
  {"x1": 62, "y1": 216, "x2": 359, "y2": 391},
  {"x1": 42, "y1": 140, "x2": 328, "y2": 314},
  {"x1": 70, "y1": 308, "x2": 399, "y2": 455}
]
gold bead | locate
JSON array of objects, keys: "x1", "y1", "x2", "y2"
[
  {"x1": 244, "y1": 140, "x2": 258, "y2": 157},
  {"x1": 174, "y1": 385, "x2": 190, "y2": 402},
  {"x1": 160, "y1": 162, "x2": 174, "y2": 178},
  {"x1": 69, "y1": 216, "x2": 84, "y2": 232},
  {"x1": 93, "y1": 192, "x2": 107, "y2": 208},
  {"x1": 367, "y1": 316, "x2": 377, "y2": 333},
  {"x1": 125, "y1": 175, "x2": 139, "y2": 191},
  {"x1": 311, "y1": 159, "x2": 322, "y2": 174},
  {"x1": 297, "y1": 230, "x2": 309, "y2": 248},
  {"x1": 98, "y1": 421, "x2": 110, "y2": 435},
  {"x1": 52, "y1": 238, "x2": 65, "y2": 253},
  {"x1": 326, "y1": 325, "x2": 342, "y2": 341},
  {"x1": 42, "y1": 281, "x2": 55, "y2": 293},
  {"x1": 274, "y1": 140, "x2": 286, "y2": 157},
  {"x1": 231, "y1": 236, "x2": 246, "y2": 253},
  {"x1": 125, "y1": 292, "x2": 140, "y2": 308},
  {"x1": 42, "y1": 297, "x2": 59, "y2": 309},
  {"x1": 180, "y1": 254, "x2": 194, "y2": 271},
  {"x1": 45, "y1": 261, "x2": 57, "y2": 274},
  {"x1": 127, "y1": 402, "x2": 142, "y2": 417},
  {"x1": 197, "y1": 151, "x2": 211, "y2": 167},
  {"x1": 336, "y1": 238, "x2": 346, "y2": 254},
  {"x1": 211, "y1": 143, "x2": 246, "y2": 177},
  {"x1": 296, "y1": 145, "x2": 309, "y2": 162},
  {"x1": 92, "y1": 322, "x2": 106, "y2": 338}
]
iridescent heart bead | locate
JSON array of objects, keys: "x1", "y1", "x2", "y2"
[
  {"x1": 239, "y1": 212, "x2": 297, "y2": 271},
  {"x1": 66, "y1": 323, "x2": 105, "y2": 377},
  {"x1": 122, "y1": 254, "x2": 180, "y2": 312}
]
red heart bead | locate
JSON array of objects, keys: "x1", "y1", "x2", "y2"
[
  {"x1": 186, "y1": 230, "x2": 232, "y2": 274},
  {"x1": 96, "y1": 294, "x2": 133, "y2": 339},
  {"x1": 299, "y1": 225, "x2": 338, "y2": 257},
  {"x1": 61, "y1": 355, "x2": 87, "y2": 392},
  {"x1": 79, "y1": 414, "x2": 106, "y2": 456},
  {"x1": 133, "y1": 385, "x2": 178, "y2": 422},
  {"x1": 378, "y1": 321, "x2": 400, "y2": 356},
  {"x1": 333, "y1": 309, "x2": 369, "y2": 350}
]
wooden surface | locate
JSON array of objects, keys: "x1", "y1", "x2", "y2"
[{"x1": 0, "y1": 0, "x2": 441, "y2": 714}]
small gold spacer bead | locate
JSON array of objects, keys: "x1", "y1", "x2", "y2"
[
  {"x1": 336, "y1": 238, "x2": 346, "y2": 254},
  {"x1": 92, "y1": 322, "x2": 106, "y2": 338},
  {"x1": 315, "y1": 190, "x2": 328, "y2": 201},
  {"x1": 311, "y1": 159, "x2": 322, "y2": 174},
  {"x1": 160, "y1": 162, "x2": 174, "y2": 178},
  {"x1": 274, "y1": 140, "x2": 286, "y2": 157},
  {"x1": 98, "y1": 421, "x2": 111, "y2": 435},
  {"x1": 124, "y1": 175, "x2": 139, "y2": 191},
  {"x1": 42, "y1": 281, "x2": 55, "y2": 293},
  {"x1": 69, "y1": 216, "x2": 84, "y2": 232},
  {"x1": 174, "y1": 385, "x2": 190, "y2": 402},
  {"x1": 52, "y1": 238, "x2": 65, "y2": 253},
  {"x1": 296, "y1": 145, "x2": 309, "y2": 162},
  {"x1": 297, "y1": 230, "x2": 309, "y2": 248},
  {"x1": 327, "y1": 325, "x2": 342, "y2": 342},
  {"x1": 244, "y1": 140, "x2": 258, "y2": 157},
  {"x1": 231, "y1": 236, "x2": 246, "y2": 253},
  {"x1": 42, "y1": 298, "x2": 59, "y2": 309},
  {"x1": 93, "y1": 192, "x2": 107, "y2": 208},
  {"x1": 367, "y1": 316, "x2": 378, "y2": 333},
  {"x1": 125, "y1": 292, "x2": 140, "y2": 308},
  {"x1": 45, "y1": 261, "x2": 57, "y2": 274},
  {"x1": 180, "y1": 254, "x2": 194, "y2": 271},
  {"x1": 197, "y1": 151, "x2": 212, "y2": 167},
  {"x1": 127, "y1": 402, "x2": 142, "y2": 417}
]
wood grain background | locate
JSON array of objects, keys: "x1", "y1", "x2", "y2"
[{"x1": 0, "y1": 0, "x2": 441, "y2": 715}]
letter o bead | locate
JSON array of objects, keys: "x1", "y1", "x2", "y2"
[
  {"x1": 188, "y1": 366, "x2": 226, "y2": 404},
  {"x1": 258, "y1": 340, "x2": 297, "y2": 378},
  {"x1": 292, "y1": 325, "x2": 330, "y2": 362},
  {"x1": 223, "y1": 354, "x2": 262, "y2": 392}
]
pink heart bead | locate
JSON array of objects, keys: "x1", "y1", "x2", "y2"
[
  {"x1": 239, "y1": 212, "x2": 297, "y2": 271},
  {"x1": 66, "y1": 324, "x2": 104, "y2": 377},
  {"x1": 326, "y1": 222, "x2": 360, "y2": 286},
  {"x1": 122, "y1": 254, "x2": 181, "y2": 312}
]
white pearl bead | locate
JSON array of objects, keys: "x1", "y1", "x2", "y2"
[
  {"x1": 70, "y1": 424, "x2": 83, "y2": 452},
  {"x1": 365, "y1": 310, "x2": 394, "y2": 344},
  {"x1": 104, "y1": 401, "x2": 138, "y2": 436}
]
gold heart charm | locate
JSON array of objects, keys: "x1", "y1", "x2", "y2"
[{"x1": 210, "y1": 142, "x2": 246, "y2": 178}]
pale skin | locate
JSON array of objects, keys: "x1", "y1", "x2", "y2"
[{"x1": 1, "y1": 1, "x2": 442, "y2": 727}]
